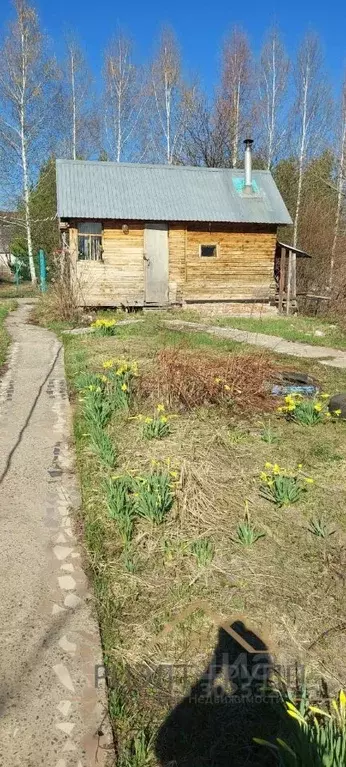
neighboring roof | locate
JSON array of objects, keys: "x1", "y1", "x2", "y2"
[
  {"x1": 276, "y1": 241, "x2": 312, "y2": 258},
  {"x1": 56, "y1": 160, "x2": 292, "y2": 226}
]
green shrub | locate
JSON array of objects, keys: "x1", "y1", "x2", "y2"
[
  {"x1": 190, "y1": 538, "x2": 214, "y2": 567},
  {"x1": 259, "y1": 463, "x2": 313, "y2": 507},
  {"x1": 103, "y1": 359, "x2": 138, "y2": 411},
  {"x1": 134, "y1": 469, "x2": 174, "y2": 524},
  {"x1": 140, "y1": 404, "x2": 172, "y2": 440},
  {"x1": 308, "y1": 516, "x2": 336, "y2": 538},
  {"x1": 75, "y1": 371, "x2": 101, "y2": 391},
  {"x1": 260, "y1": 421, "x2": 280, "y2": 444},
  {"x1": 118, "y1": 730, "x2": 155, "y2": 767},
  {"x1": 105, "y1": 476, "x2": 136, "y2": 545},
  {"x1": 234, "y1": 506, "x2": 265, "y2": 546},
  {"x1": 89, "y1": 425, "x2": 117, "y2": 468},
  {"x1": 255, "y1": 688, "x2": 346, "y2": 766},
  {"x1": 83, "y1": 388, "x2": 113, "y2": 428},
  {"x1": 277, "y1": 393, "x2": 339, "y2": 426}
]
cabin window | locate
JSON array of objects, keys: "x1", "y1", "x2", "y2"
[
  {"x1": 77, "y1": 222, "x2": 103, "y2": 261},
  {"x1": 200, "y1": 244, "x2": 217, "y2": 258}
]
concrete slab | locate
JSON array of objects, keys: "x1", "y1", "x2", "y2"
[{"x1": 163, "y1": 320, "x2": 346, "y2": 368}]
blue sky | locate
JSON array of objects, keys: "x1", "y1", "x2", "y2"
[{"x1": 0, "y1": 0, "x2": 345, "y2": 94}]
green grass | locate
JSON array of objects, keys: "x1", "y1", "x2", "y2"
[
  {"x1": 214, "y1": 314, "x2": 346, "y2": 349},
  {"x1": 0, "y1": 301, "x2": 16, "y2": 370},
  {"x1": 60, "y1": 314, "x2": 346, "y2": 767}
]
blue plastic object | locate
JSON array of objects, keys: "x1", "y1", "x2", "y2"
[{"x1": 271, "y1": 384, "x2": 318, "y2": 397}]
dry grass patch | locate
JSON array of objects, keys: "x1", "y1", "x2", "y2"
[{"x1": 64, "y1": 319, "x2": 346, "y2": 766}]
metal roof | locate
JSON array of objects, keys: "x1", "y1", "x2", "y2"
[
  {"x1": 56, "y1": 159, "x2": 292, "y2": 225},
  {"x1": 277, "y1": 241, "x2": 312, "y2": 258}
]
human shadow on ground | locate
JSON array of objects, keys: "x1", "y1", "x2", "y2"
[{"x1": 155, "y1": 620, "x2": 283, "y2": 767}]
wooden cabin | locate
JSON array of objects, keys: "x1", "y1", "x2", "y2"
[{"x1": 56, "y1": 150, "x2": 292, "y2": 312}]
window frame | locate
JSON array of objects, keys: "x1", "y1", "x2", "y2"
[
  {"x1": 199, "y1": 243, "x2": 218, "y2": 259},
  {"x1": 77, "y1": 222, "x2": 103, "y2": 262}
]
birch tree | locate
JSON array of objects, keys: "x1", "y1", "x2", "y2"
[
  {"x1": 258, "y1": 27, "x2": 289, "y2": 169},
  {"x1": 330, "y1": 80, "x2": 346, "y2": 290},
  {"x1": 218, "y1": 27, "x2": 252, "y2": 167},
  {"x1": 0, "y1": 0, "x2": 57, "y2": 283},
  {"x1": 150, "y1": 28, "x2": 190, "y2": 164},
  {"x1": 103, "y1": 32, "x2": 143, "y2": 162},
  {"x1": 292, "y1": 33, "x2": 330, "y2": 248},
  {"x1": 64, "y1": 37, "x2": 98, "y2": 160},
  {"x1": 181, "y1": 88, "x2": 229, "y2": 167}
]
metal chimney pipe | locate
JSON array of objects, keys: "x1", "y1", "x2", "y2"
[{"x1": 244, "y1": 138, "x2": 254, "y2": 192}]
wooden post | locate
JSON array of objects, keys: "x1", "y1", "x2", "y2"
[
  {"x1": 278, "y1": 246, "x2": 286, "y2": 314},
  {"x1": 291, "y1": 249, "x2": 297, "y2": 312},
  {"x1": 286, "y1": 249, "x2": 292, "y2": 315}
]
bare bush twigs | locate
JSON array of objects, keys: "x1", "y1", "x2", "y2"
[{"x1": 139, "y1": 349, "x2": 275, "y2": 412}]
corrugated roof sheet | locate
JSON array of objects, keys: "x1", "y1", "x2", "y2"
[{"x1": 56, "y1": 159, "x2": 292, "y2": 225}]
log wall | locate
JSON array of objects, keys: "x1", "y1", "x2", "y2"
[
  {"x1": 67, "y1": 220, "x2": 277, "y2": 306},
  {"x1": 184, "y1": 223, "x2": 277, "y2": 301}
]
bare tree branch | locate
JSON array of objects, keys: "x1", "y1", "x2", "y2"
[{"x1": 257, "y1": 27, "x2": 289, "y2": 169}]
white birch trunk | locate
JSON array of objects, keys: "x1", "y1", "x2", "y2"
[
  {"x1": 267, "y1": 40, "x2": 276, "y2": 169},
  {"x1": 293, "y1": 71, "x2": 309, "y2": 249},
  {"x1": 116, "y1": 85, "x2": 122, "y2": 163},
  {"x1": 20, "y1": 26, "x2": 36, "y2": 284},
  {"x1": 70, "y1": 50, "x2": 77, "y2": 160},
  {"x1": 330, "y1": 91, "x2": 346, "y2": 290},
  {"x1": 165, "y1": 74, "x2": 171, "y2": 163},
  {"x1": 231, "y1": 81, "x2": 240, "y2": 167}
]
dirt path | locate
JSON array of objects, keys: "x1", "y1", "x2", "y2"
[
  {"x1": 164, "y1": 319, "x2": 346, "y2": 368},
  {"x1": 0, "y1": 304, "x2": 113, "y2": 767}
]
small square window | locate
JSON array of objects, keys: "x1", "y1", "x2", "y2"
[
  {"x1": 77, "y1": 222, "x2": 103, "y2": 261},
  {"x1": 200, "y1": 244, "x2": 217, "y2": 258}
]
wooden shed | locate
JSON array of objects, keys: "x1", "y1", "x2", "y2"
[{"x1": 56, "y1": 151, "x2": 292, "y2": 311}]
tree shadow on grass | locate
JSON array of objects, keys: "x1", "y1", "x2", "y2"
[{"x1": 155, "y1": 620, "x2": 281, "y2": 767}]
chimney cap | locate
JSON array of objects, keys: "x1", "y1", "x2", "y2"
[{"x1": 244, "y1": 138, "x2": 254, "y2": 147}]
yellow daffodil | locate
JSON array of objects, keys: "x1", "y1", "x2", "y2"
[
  {"x1": 102, "y1": 359, "x2": 113, "y2": 369},
  {"x1": 92, "y1": 318, "x2": 117, "y2": 328},
  {"x1": 314, "y1": 403, "x2": 322, "y2": 412},
  {"x1": 304, "y1": 477, "x2": 314, "y2": 484},
  {"x1": 320, "y1": 393, "x2": 330, "y2": 399},
  {"x1": 214, "y1": 377, "x2": 222, "y2": 384},
  {"x1": 265, "y1": 462, "x2": 272, "y2": 469},
  {"x1": 121, "y1": 383, "x2": 128, "y2": 392},
  {"x1": 224, "y1": 384, "x2": 231, "y2": 391},
  {"x1": 157, "y1": 404, "x2": 165, "y2": 412},
  {"x1": 334, "y1": 409, "x2": 342, "y2": 416},
  {"x1": 160, "y1": 416, "x2": 168, "y2": 424},
  {"x1": 272, "y1": 464, "x2": 281, "y2": 474}
]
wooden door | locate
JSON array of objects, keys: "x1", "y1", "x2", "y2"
[{"x1": 144, "y1": 223, "x2": 169, "y2": 304}]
